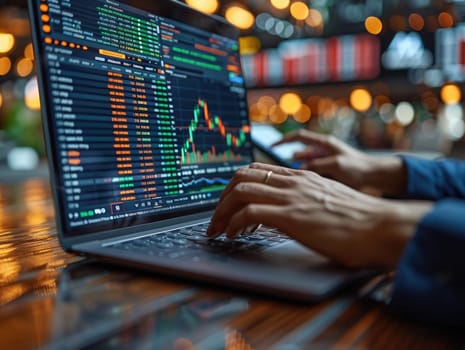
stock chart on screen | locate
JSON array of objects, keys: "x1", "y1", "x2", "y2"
[{"x1": 33, "y1": 0, "x2": 251, "y2": 232}]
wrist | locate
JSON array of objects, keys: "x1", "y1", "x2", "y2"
[
  {"x1": 375, "y1": 200, "x2": 433, "y2": 268},
  {"x1": 366, "y1": 157, "x2": 407, "y2": 196}
]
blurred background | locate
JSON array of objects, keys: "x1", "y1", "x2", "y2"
[{"x1": 2, "y1": 0, "x2": 465, "y2": 174}]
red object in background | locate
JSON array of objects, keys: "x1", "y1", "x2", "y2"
[
  {"x1": 254, "y1": 52, "x2": 268, "y2": 86},
  {"x1": 327, "y1": 37, "x2": 340, "y2": 81},
  {"x1": 460, "y1": 40, "x2": 465, "y2": 67},
  {"x1": 283, "y1": 56, "x2": 299, "y2": 85}
]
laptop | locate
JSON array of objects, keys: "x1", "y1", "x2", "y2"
[{"x1": 29, "y1": 0, "x2": 375, "y2": 302}]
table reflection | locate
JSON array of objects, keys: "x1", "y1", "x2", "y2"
[{"x1": 47, "y1": 261, "x2": 250, "y2": 350}]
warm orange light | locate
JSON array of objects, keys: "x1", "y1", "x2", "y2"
[
  {"x1": 293, "y1": 104, "x2": 312, "y2": 123},
  {"x1": 438, "y1": 12, "x2": 454, "y2": 28},
  {"x1": 40, "y1": 4, "x2": 49, "y2": 12},
  {"x1": 269, "y1": 105, "x2": 288, "y2": 124},
  {"x1": 0, "y1": 92, "x2": 3, "y2": 109},
  {"x1": 185, "y1": 0, "x2": 219, "y2": 14},
  {"x1": 42, "y1": 25, "x2": 51, "y2": 33},
  {"x1": 16, "y1": 58, "x2": 34, "y2": 77},
  {"x1": 239, "y1": 36, "x2": 261, "y2": 55},
  {"x1": 25, "y1": 77, "x2": 41, "y2": 111},
  {"x1": 0, "y1": 33, "x2": 15, "y2": 53},
  {"x1": 249, "y1": 103, "x2": 267, "y2": 122},
  {"x1": 306, "y1": 9, "x2": 323, "y2": 28},
  {"x1": 409, "y1": 13, "x2": 425, "y2": 31},
  {"x1": 257, "y1": 95, "x2": 277, "y2": 115},
  {"x1": 24, "y1": 43, "x2": 34, "y2": 60},
  {"x1": 290, "y1": 2, "x2": 309, "y2": 21},
  {"x1": 41, "y1": 14, "x2": 50, "y2": 22},
  {"x1": 44, "y1": 37, "x2": 52, "y2": 44},
  {"x1": 365, "y1": 16, "x2": 383, "y2": 35},
  {"x1": 441, "y1": 84, "x2": 462, "y2": 105},
  {"x1": 225, "y1": 6, "x2": 255, "y2": 30},
  {"x1": 279, "y1": 92, "x2": 302, "y2": 115},
  {"x1": 0, "y1": 57, "x2": 12, "y2": 76},
  {"x1": 350, "y1": 88, "x2": 372, "y2": 112},
  {"x1": 270, "y1": 0, "x2": 290, "y2": 10}
]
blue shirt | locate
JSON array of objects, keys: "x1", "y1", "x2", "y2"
[{"x1": 391, "y1": 157, "x2": 465, "y2": 326}]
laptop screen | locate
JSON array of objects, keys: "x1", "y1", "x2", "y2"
[{"x1": 30, "y1": 0, "x2": 252, "y2": 237}]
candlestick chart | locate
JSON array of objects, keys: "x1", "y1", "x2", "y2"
[{"x1": 179, "y1": 98, "x2": 250, "y2": 165}]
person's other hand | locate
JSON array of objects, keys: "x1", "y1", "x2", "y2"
[
  {"x1": 274, "y1": 129, "x2": 406, "y2": 196},
  {"x1": 207, "y1": 163, "x2": 432, "y2": 269}
]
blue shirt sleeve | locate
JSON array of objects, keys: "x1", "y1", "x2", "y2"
[
  {"x1": 402, "y1": 156, "x2": 465, "y2": 200},
  {"x1": 391, "y1": 199, "x2": 465, "y2": 326}
]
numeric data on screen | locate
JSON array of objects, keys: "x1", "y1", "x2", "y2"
[{"x1": 36, "y1": 0, "x2": 252, "y2": 229}]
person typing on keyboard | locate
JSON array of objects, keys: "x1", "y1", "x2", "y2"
[{"x1": 207, "y1": 129, "x2": 465, "y2": 327}]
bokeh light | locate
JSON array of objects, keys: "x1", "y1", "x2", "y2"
[
  {"x1": 249, "y1": 103, "x2": 267, "y2": 122},
  {"x1": 438, "y1": 12, "x2": 454, "y2": 28},
  {"x1": 0, "y1": 33, "x2": 15, "y2": 54},
  {"x1": 16, "y1": 58, "x2": 34, "y2": 77},
  {"x1": 379, "y1": 103, "x2": 395, "y2": 124},
  {"x1": 257, "y1": 95, "x2": 277, "y2": 115},
  {"x1": 293, "y1": 104, "x2": 312, "y2": 123},
  {"x1": 225, "y1": 6, "x2": 255, "y2": 30},
  {"x1": 269, "y1": 104, "x2": 288, "y2": 124},
  {"x1": 0, "y1": 91, "x2": 3, "y2": 109},
  {"x1": 279, "y1": 92, "x2": 302, "y2": 115},
  {"x1": 440, "y1": 104, "x2": 465, "y2": 140},
  {"x1": 350, "y1": 88, "x2": 372, "y2": 112},
  {"x1": 270, "y1": 0, "x2": 290, "y2": 10},
  {"x1": 185, "y1": 0, "x2": 218, "y2": 14},
  {"x1": 409, "y1": 13, "x2": 425, "y2": 31},
  {"x1": 290, "y1": 2, "x2": 309, "y2": 21},
  {"x1": 306, "y1": 9, "x2": 323, "y2": 28},
  {"x1": 24, "y1": 77, "x2": 41, "y2": 111},
  {"x1": 239, "y1": 36, "x2": 261, "y2": 55},
  {"x1": 440, "y1": 84, "x2": 462, "y2": 105},
  {"x1": 24, "y1": 43, "x2": 35, "y2": 60},
  {"x1": 0, "y1": 57, "x2": 12, "y2": 76},
  {"x1": 395, "y1": 102, "x2": 415, "y2": 126},
  {"x1": 365, "y1": 16, "x2": 383, "y2": 35}
]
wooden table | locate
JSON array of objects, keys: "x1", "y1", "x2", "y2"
[{"x1": 0, "y1": 177, "x2": 463, "y2": 350}]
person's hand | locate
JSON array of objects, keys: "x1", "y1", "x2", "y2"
[
  {"x1": 207, "y1": 163, "x2": 433, "y2": 269},
  {"x1": 274, "y1": 129, "x2": 407, "y2": 196}
]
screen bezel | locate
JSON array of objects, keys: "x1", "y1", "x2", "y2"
[{"x1": 28, "y1": 0, "x2": 250, "y2": 248}]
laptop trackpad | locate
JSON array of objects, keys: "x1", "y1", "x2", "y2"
[{"x1": 249, "y1": 241, "x2": 331, "y2": 268}]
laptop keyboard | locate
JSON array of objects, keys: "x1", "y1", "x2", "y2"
[{"x1": 108, "y1": 223, "x2": 290, "y2": 261}]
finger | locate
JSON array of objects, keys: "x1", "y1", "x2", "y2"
[
  {"x1": 220, "y1": 165, "x2": 296, "y2": 202},
  {"x1": 272, "y1": 130, "x2": 337, "y2": 151},
  {"x1": 293, "y1": 147, "x2": 328, "y2": 161},
  {"x1": 224, "y1": 204, "x2": 286, "y2": 239},
  {"x1": 209, "y1": 182, "x2": 288, "y2": 237},
  {"x1": 248, "y1": 162, "x2": 305, "y2": 177}
]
